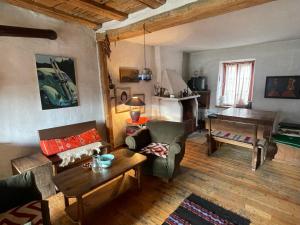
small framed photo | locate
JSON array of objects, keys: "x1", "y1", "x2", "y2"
[
  {"x1": 115, "y1": 87, "x2": 131, "y2": 113},
  {"x1": 265, "y1": 76, "x2": 300, "y2": 99},
  {"x1": 132, "y1": 93, "x2": 145, "y2": 113},
  {"x1": 119, "y1": 67, "x2": 139, "y2": 83}
]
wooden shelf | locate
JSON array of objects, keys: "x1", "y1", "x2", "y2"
[{"x1": 152, "y1": 95, "x2": 200, "y2": 102}]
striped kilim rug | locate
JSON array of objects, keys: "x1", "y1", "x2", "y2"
[{"x1": 163, "y1": 194, "x2": 250, "y2": 225}]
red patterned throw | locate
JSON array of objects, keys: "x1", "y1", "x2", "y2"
[
  {"x1": 0, "y1": 201, "x2": 43, "y2": 225},
  {"x1": 40, "y1": 128, "x2": 102, "y2": 156},
  {"x1": 141, "y1": 143, "x2": 169, "y2": 158}
]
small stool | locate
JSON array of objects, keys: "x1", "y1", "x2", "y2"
[{"x1": 11, "y1": 153, "x2": 56, "y2": 199}]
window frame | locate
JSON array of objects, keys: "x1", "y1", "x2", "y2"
[{"x1": 217, "y1": 59, "x2": 255, "y2": 108}]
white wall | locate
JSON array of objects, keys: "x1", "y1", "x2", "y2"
[
  {"x1": 0, "y1": 3, "x2": 104, "y2": 178},
  {"x1": 107, "y1": 41, "x2": 155, "y2": 147},
  {"x1": 160, "y1": 46, "x2": 183, "y2": 77},
  {"x1": 189, "y1": 39, "x2": 300, "y2": 122}
]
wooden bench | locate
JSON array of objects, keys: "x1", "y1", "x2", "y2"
[
  {"x1": 38, "y1": 121, "x2": 110, "y2": 175},
  {"x1": 209, "y1": 129, "x2": 267, "y2": 169},
  {"x1": 206, "y1": 108, "x2": 277, "y2": 171},
  {"x1": 273, "y1": 134, "x2": 300, "y2": 167}
]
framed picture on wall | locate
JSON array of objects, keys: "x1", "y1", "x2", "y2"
[
  {"x1": 35, "y1": 54, "x2": 78, "y2": 110},
  {"x1": 132, "y1": 93, "x2": 145, "y2": 113},
  {"x1": 264, "y1": 76, "x2": 300, "y2": 99},
  {"x1": 119, "y1": 67, "x2": 139, "y2": 83},
  {"x1": 115, "y1": 87, "x2": 131, "y2": 113}
]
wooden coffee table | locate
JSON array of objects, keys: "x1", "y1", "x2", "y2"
[{"x1": 53, "y1": 149, "x2": 146, "y2": 225}]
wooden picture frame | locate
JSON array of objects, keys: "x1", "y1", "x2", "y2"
[
  {"x1": 119, "y1": 67, "x2": 139, "y2": 83},
  {"x1": 115, "y1": 87, "x2": 131, "y2": 113},
  {"x1": 264, "y1": 76, "x2": 300, "y2": 99},
  {"x1": 132, "y1": 93, "x2": 145, "y2": 114}
]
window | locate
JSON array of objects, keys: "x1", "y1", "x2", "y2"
[{"x1": 217, "y1": 60, "x2": 255, "y2": 107}]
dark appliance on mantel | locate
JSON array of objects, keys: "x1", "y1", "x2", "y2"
[
  {"x1": 188, "y1": 77, "x2": 210, "y2": 129},
  {"x1": 188, "y1": 76, "x2": 207, "y2": 91}
]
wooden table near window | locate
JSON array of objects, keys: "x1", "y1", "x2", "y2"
[{"x1": 208, "y1": 108, "x2": 277, "y2": 171}]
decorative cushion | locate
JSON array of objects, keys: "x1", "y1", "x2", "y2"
[
  {"x1": 0, "y1": 201, "x2": 42, "y2": 225},
  {"x1": 211, "y1": 130, "x2": 254, "y2": 144},
  {"x1": 141, "y1": 142, "x2": 169, "y2": 158},
  {"x1": 40, "y1": 128, "x2": 101, "y2": 156},
  {"x1": 77, "y1": 128, "x2": 102, "y2": 145}
]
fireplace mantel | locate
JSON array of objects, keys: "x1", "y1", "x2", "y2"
[
  {"x1": 152, "y1": 95, "x2": 200, "y2": 102},
  {"x1": 152, "y1": 95, "x2": 199, "y2": 132}
]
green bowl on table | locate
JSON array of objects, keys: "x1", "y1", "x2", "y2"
[{"x1": 98, "y1": 154, "x2": 115, "y2": 168}]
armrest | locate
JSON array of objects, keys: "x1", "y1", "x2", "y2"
[
  {"x1": 0, "y1": 171, "x2": 42, "y2": 213},
  {"x1": 125, "y1": 128, "x2": 151, "y2": 151},
  {"x1": 168, "y1": 134, "x2": 186, "y2": 155},
  {"x1": 168, "y1": 142, "x2": 181, "y2": 155}
]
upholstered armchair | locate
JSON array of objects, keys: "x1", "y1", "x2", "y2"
[
  {"x1": 125, "y1": 121, "x2": 187, "y2": 181},
  {"x1": 0, "y1": 171, "x2": 51, "y2": 225}
]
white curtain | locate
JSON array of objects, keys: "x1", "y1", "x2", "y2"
[{"x1": 222, "y1": 62, "x2": 253, "y2": 106}]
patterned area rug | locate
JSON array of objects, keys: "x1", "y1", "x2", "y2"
[{"x1": 163, "y1": 194, "x2": 250, "y2": 225}]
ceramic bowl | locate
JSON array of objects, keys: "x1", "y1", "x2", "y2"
[{"x1": 99, "y1": 154, "x2": 115, "y2": 168}]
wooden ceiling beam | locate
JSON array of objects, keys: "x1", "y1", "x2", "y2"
[
  {"x1": 5, "y1": 0, "x2": 100, "y2": 29},
  {"x1": 137, "y1": 0, "x2": 166, "y2": 9},
  {"x1": 97, "y1": 0, "x2": 274, "y2": 42},
  {"x1": 0, "y1": 25, "x2": 57, "y2": 39},
  {"x1": 66, "y1": 0, "x2": 128, "y2": 21}
]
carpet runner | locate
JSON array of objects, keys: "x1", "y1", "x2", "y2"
[{"x1": 163, "y1": 194, "x2": 250, "y2": 225}]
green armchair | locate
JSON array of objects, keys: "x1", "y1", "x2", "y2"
[
  {"x1": 0, "y1": 171, "x2": 51, "y2": 225},
  {"x1": 125, "y1": 121, "x2": 187, "y2": 180}
]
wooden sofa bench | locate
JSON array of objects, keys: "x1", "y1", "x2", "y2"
[{"x1": 38, "y1": 121, "x2": 110, "y2": 175}]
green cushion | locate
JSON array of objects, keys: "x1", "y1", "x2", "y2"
[
  {"x1": 273, "y1": 134, "x2": 300, "y2": 148},
  {"x1": 147, "y1": 121, "x2": 186, "y2": 144}
]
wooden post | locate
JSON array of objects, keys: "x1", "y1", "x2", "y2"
[{"x1": 98, "y1": 42, "x2": 114, "y2": 148}]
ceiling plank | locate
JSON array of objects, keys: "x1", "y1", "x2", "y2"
[
  {"x1": 66, "y1": 0, "x2": 128, "y2": 21},
  {"x1": 137, "y1": 0, "x2": 166, "y2": 9},
  {"x1": 5, "y1": 0, "x2": 100, "y2": 29},
  {"x1": 97, "y1": 0, "x2": 275, "y2": 42}
]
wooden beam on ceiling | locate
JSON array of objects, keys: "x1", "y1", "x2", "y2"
[
  {"x1": 137, "y1": 0, "x2": 166, "y2": 9},
  {"x1": 5, "y1": 0, "x2": 100, "y2": 29},
  {"x1": 66, "y1": 0, "x2": 128, "y2": 21},
  {"x1": 97, "y1": 0, "x2": 275, "y2": 42}
]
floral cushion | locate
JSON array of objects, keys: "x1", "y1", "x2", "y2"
[
  {"x1": 40, "y1": 128, "x2": 101, "y2": 156},
  {"x1": 0, "y1": 201, "x2": 42, "y2": 225},
  {"x1": 141, "y1": 143, "x2": 169, "y2": 158}
]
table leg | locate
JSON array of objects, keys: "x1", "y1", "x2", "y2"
[
  {"x1": 134, "y1": 165, "x2": 141, "y2": 190},
  {"x1": 77, "y1": 196, "x2": 85, "y2": 225},
  {"x1": 64, "y1": 196, "x2": 69, "y2": 208},
  {"x1": 252, "y1": 147, "x2": 258, "y2": 171},
  {"x1": 251, "y1": 124, "x2": 259, "y2": 171}
]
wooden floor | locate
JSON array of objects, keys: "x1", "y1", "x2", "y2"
[{"x1": 48, "y1": 140, "x2": 300, "y2": 225}]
